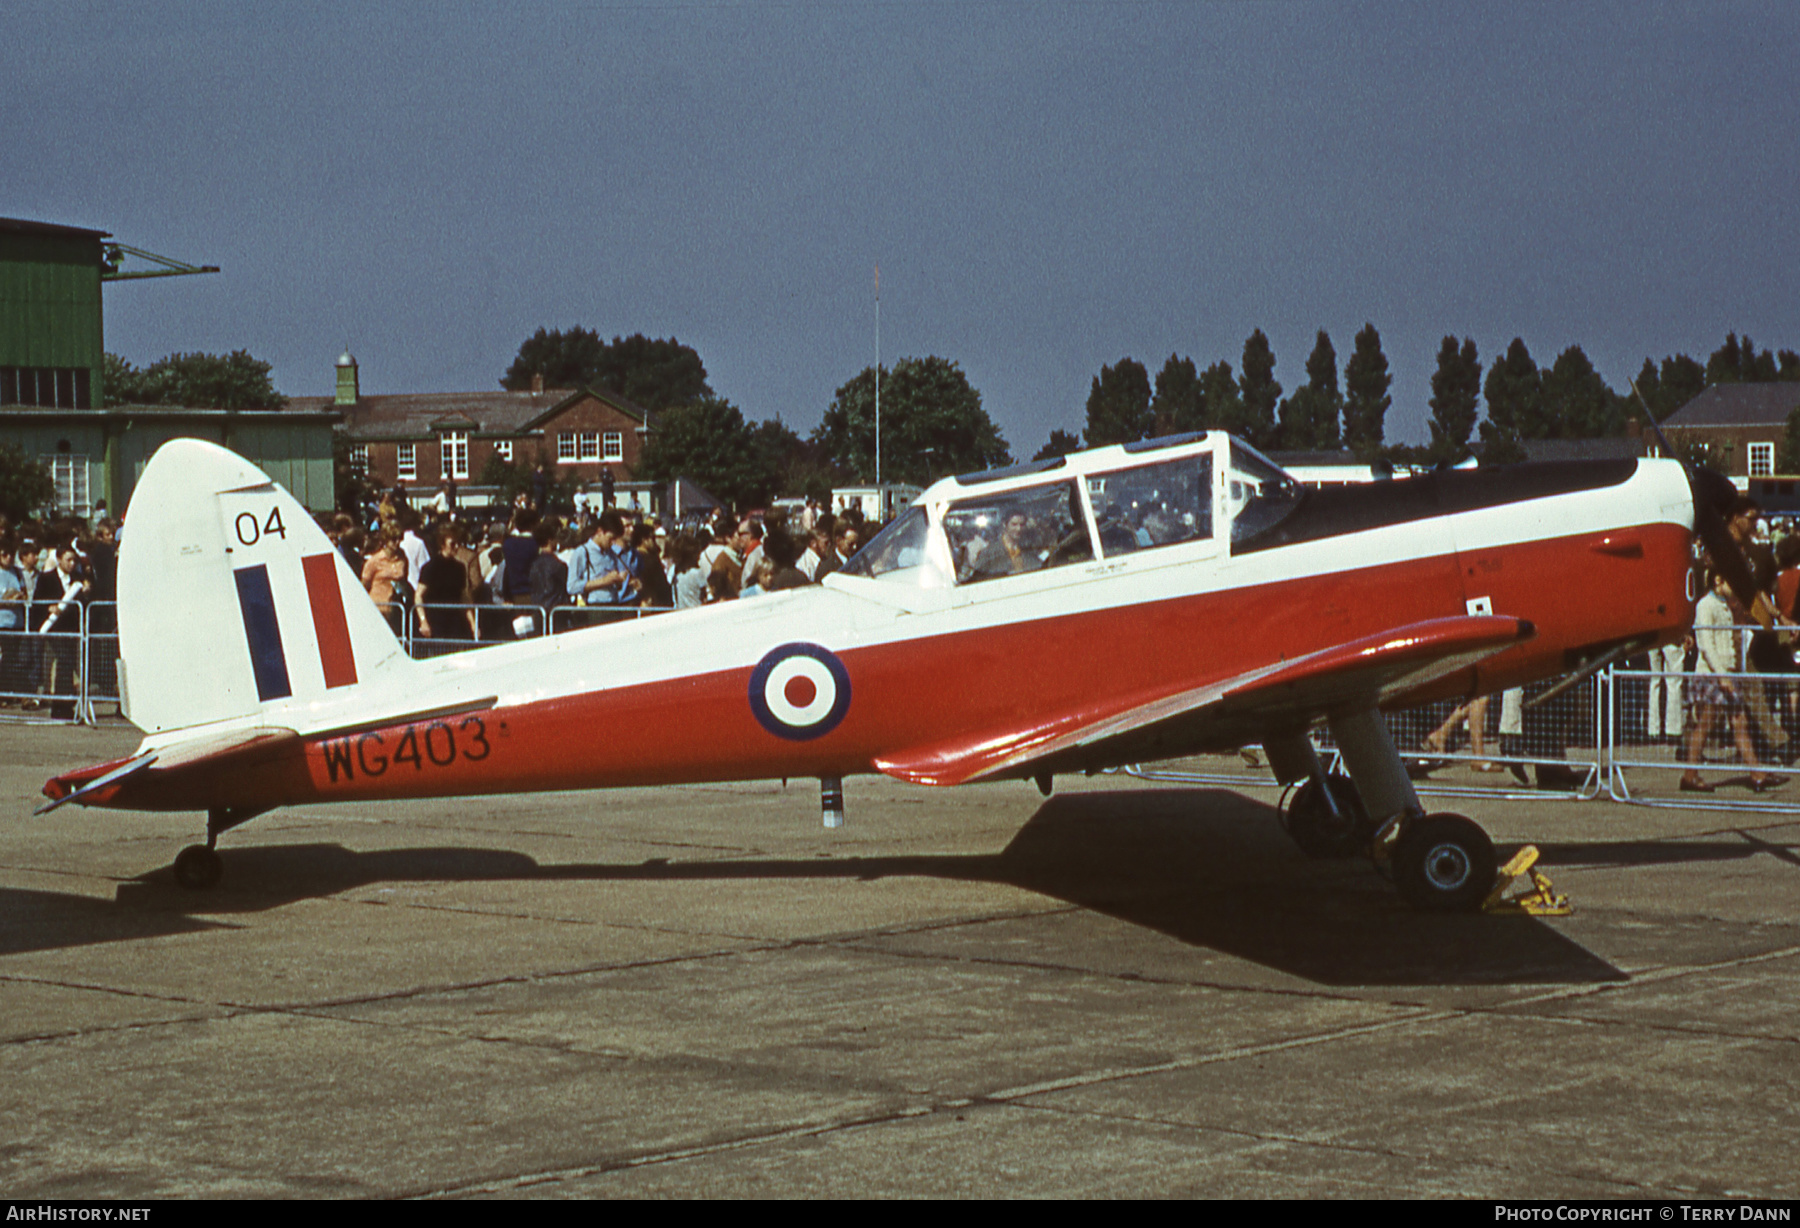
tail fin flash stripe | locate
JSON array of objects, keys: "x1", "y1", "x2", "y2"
[
  {"x1": 233, "y1": 565, "x2": 293, "y2": 702},
  {"x1": 301, "y1": 552, "x2": 359, "y2": 688}
]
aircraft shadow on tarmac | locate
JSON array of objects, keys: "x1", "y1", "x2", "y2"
[{"x1": 22, "y1": 786, "x2": 1790, "y2": 983}]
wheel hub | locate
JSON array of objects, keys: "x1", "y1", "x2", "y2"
[{"x1": 1422, "y1": 842, "x2": 1472, "y2": 891}]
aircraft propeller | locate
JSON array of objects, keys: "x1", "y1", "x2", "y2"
[{"x1": 1632, "y1": 379, "x2": 1776, "y2": 631}]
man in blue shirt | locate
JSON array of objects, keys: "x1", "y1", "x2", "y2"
[{"x1": 567, "y1": 510, "x2": 639, "y2": 611}]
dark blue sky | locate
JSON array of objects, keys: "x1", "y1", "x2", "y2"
[{"x1": 10, "y1": 0, "x2": 1798, "y2": 457}]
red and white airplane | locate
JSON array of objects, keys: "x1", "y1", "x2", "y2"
[{"x1": 43, "y1": 431, "x2": 1713, "y2": 910}]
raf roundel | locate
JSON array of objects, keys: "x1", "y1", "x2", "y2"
[{"x1": 749, "y1": 643, "x2": 852, "y2": 741}]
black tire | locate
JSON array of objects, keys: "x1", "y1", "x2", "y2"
[
  {"x1": 1393, "y1": 814, "x2": 1495, "y2": 912},
  {"x1": 172, "y1": 845, "x2": 222, "y2": 890},
  {"x1": 1284, "y1": 774, "x2": 1369, "y2": 859}
]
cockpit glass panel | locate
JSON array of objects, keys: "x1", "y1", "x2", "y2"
[
  {"x1": 1085, "y1": 453, "x2": 1214, "y2": 558},
  {"x1": 837, "y1": 504, "x2": 941, "y2": 584},
  {"x1": 943, "y1": 481, "x2": 1094, "y2": 584},
  {"x1": 1227, "y1": 441, "x2": 1304, "y2": 546}
]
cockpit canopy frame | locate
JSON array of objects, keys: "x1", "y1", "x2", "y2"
[{"x1": 837, "y1": 432, "x2": 1305, "y2": 589}]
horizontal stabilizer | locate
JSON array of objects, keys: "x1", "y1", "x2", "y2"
[
  {"x1": 875, "y1": 614, "x2": 1533, "y2": 786},
  {"x1": 40, "y1": 696, "x2": 499, "y2": 813},
  {"x1": 36, "y1": 751, "x2": 158, "y2": 814},
  {"x1": 40, "y1": 727, "x2": 298, "y2": 812}
]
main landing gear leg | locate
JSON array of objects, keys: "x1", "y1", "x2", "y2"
[
  {"x1": 171, "y1": 805, "x2": 270, "y2": 891},
  {"x1": 1325, "y1": 708, "x2": 1497, "y2": 913},
  {"x1": 820, "y1": 777, "x2": 845, "y2": 829},
  {"x1": 1265, "y1": 734, "x2": 1369, "y2": 859}
]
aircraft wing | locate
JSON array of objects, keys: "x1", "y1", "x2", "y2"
[{"x1": 873, "y1": 614, "x2": 1534, "y2": 787}]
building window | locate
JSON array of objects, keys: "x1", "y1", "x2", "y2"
[
  {"x1": 3, "y1": 367, "x2": 91, "y2": 409},
  {"x1": 40, "y1": 454, "x2": 91, "y2": 517},
  {"x1": 348, "y1": 444, "x2": 369, "y2": 475},
  {"x1": 440, "y1": 432, "x2": 468, "y2": 480},
  {"x1": 1749, "y1": 442, "x2": 1775, "y2": 477},
  {"x1": 603, "y1": 431, "x2": 623, "y2": 462},
  {"x1": 398, "y1": 443, "x2": 417, "y2": 480},
  {"x1": 494, "y1": 440, "x2": 513, "y2": 463},
  {"x1": 559, "y1": 432, "x2": 600, "y2": 462}
]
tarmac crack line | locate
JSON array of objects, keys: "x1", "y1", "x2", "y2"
[
  {"x1": 829, "y1": 937, "x2": 1424, "y2": 1006},
  {"x1": 401, "y1": 1009, "x2": 1482, "y2": 1198},
  {"x1": 1001, "y1": 1099, "x2": 1746, "y2": 1201}
]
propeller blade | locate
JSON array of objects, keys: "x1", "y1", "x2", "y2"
[{"x1": 1687, "y1": 463, "x2": 1773, "y2": 630}]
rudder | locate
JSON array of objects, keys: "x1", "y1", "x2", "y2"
[{"x1": 117, "y1": 439, "x2": 410, "y2": 735}]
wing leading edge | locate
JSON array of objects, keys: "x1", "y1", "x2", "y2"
[{"x1": 873, "y1": 614, "x2": 1535, "y2": 787}]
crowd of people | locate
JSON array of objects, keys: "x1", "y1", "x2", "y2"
[
  {"x1": 334, "y1": 481, "x2": 869, "y2": 646},
  {"x1": 0, "y1": 514, "x2": 119, "y2": 719}
]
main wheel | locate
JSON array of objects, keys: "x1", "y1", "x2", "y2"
[
  {"x1": 1393, "y1": 813, "x2": 1495, "y2": 912},
  {"x1": 172, "y1": 845, "x2": 222, "y2": 890},
  {"x1": 1283, "y1": 774, "x2": 1369, "y2": 859}
]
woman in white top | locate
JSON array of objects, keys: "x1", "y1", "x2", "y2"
[{"x1": 1681, "y1": 570, "x2": 1778, "y2": 792}]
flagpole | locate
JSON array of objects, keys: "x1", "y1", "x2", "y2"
[{"x1": 874, "y1": 262, "x2": 881, "y2": 487}]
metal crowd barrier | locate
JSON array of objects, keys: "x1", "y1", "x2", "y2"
[
  {"x1": 2, "y1": 599, "x2": 680, "y2": 727},
  {"x1": 1128, "y1": 624, "x2": 1800, "y2": 814},
  {"x1": 19, "y1": 607, "x2": 1800, "y2": 814}
]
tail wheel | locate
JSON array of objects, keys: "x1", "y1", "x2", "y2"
[
  {"x1": 1393, "y1": 813, "x2": 1495, "y2": 912},
  {"x1": 1282, "y1": 774, "x2": 1369, "y2": 859},
  {"x1": 173, "y1": 845, "x2": 223, "y2": 891}
]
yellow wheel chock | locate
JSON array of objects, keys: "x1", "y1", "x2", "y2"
[{"x1": 1482, "y1": 845, "x2": 1572, "y2": 916}]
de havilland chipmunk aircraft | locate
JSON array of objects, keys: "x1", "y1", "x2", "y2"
[{"x1": 42, "y1": 430, "x2": 1739, "y2": 911}]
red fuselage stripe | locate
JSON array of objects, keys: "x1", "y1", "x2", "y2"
[
  {"x1": 97, "y1": 521, "x2": 1694, "y2": 812},
  {"x1": 302, "y1": 553, "x2": 359, "y2": 689}
]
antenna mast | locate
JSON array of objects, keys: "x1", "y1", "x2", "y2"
[{"x1": 867, "y1": 261, "x2": 874, "y2": 482}]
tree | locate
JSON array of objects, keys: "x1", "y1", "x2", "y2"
[
  {"x1": 1277, "y1": 331, "x2": 1342, "y2": 451},
  {"x1": 1033, "y1": 429, "x2": 1083, "y2": 461},
  {"x1": 1198, "y1": 360, "x2": 1243, "y2": 435},
  {"x1": 1479, "y1": 337, "x2": 1540, "y2": 463},
  {"x1": 477, "y1": 452, "x2": 533, "y2": 508},
  {"x1": 502, "y1": 328, "x2": 711, "y2": 409},
  {"x1": 1630, "y1": 354, "x2": 1706, "y2": 422},
  {"x1": 1083, "y1": 358, "x2": 1151, "y2": 447},
  {"x1": 748, "y1": 417, "x2": 843, "y2": 505},
  {"x1": 105, "y1": 350, "x2": 286, "y2": 409},
  {"x1": 1540, "y1": 345, "x2": 1623, "y2": 438},
  {"x1": 1341, "y1": 324, "x2": 1391, "y2": 459},
  {"x1": 1237, "y1": 330, "x2": 1281, "y2": 448},
  {"x1": 1150, "y1": 355, "x2": 1200, "y2": 437},
  {"x1": 1780, "y1": 405, "x2": 1800, "y2": 475},
  {"x1": 637, "y1": 397, "x2": 769, "y2": 512},
  {"x1": 0, "y1": 443, "x2": 55, "y2": 522},
  {"x1": 1426, "y1": 336, "x2": 1481, "y2": 464},
  {"x1": 1706, "y1": 332, "x2": 1780, "y2": 385},
  {"x1": 814, "y1": 357, "x2": 1011, "y2": 485}
]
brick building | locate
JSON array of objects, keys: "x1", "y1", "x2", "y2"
[
  {"x1": 1661, "y1": 383, "x2": 1800, "y2": 484},
  {"x1": 294, "y1": 354, "x2": 656, "y2": 507}
]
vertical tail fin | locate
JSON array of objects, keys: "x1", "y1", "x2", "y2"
[{"x1": 117, "y1": 438, "x2": 411, "y2": 735}]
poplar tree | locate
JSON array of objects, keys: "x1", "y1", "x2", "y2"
[
  {"x1": 1083, "y1": 358, "x2": 1152, "y2": 447},
  {"x1": 1277, "y1": 330, "x2": 1342, "y2": 451},
  {"x1": 1341, "y1": 324, "x2": 1391, "y2": 459},
  {"x1": 1480, "y1": 338, "x2": 1540, "y2": 463},
  {"x1": 1427, "y1": 336, "x2": 1481, "y2": 464},
  {"x1": 1151, "y1": 355, "x2": 1200, "y2": 436},
  {"x1": 1237, "y1": 330, "x2": 1282, "y2": 449},
  {"x1": 1199, "y1": 360, "x2": 1245, "y2": 437},
  {"x1": 1541, "y1": 345, "x2": 1623, "y2": 438}
]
